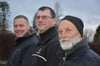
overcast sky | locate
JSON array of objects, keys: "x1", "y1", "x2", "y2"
[{"x1": 1, "y1": 0, "x2": 100, "y2": 31}]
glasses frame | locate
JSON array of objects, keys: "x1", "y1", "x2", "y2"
[{"x1": 36, "y1": 15, "x2": 52, "y2": 20}]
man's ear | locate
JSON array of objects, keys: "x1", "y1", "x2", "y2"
[{"x1": 28, "y1": 25, "x2": 31, "y2": 30}]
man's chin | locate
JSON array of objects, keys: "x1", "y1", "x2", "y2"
[
  {"x1": 16, "y1": 34, "x2": 24, "y2": 38},
  {"x1": 60, "y1": 41, "x2": 73, "y2": 50},
  {"x1": 38, "y1": 27, "x2": 45, "y2": 30}
]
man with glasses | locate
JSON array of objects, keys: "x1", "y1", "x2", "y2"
[{"x1": 31, "y1": 6, "x2": 62, "y2": 66}]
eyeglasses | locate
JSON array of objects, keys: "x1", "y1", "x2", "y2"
[{"x1": 36, "y1": 16, "x2": 52, "y2": 20}]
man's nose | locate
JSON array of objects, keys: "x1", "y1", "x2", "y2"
[
  {"x1": 16, "y1": 26, "x2": 21, "y2": 30},
  {"x1": 38, "y1": 17, "x2": 43, "y2": 21},
  {"x1": 62, "y1": 32, "x2": 69, "y2": 39}
]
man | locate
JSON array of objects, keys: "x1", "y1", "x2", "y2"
[
  {"x1": 58, "y1": 15, "x2": 100, "y2": 66},
  {"x1": 7, "y1": 15, "x2": 39, "y2": 66},
  {"x1": 31, "y1": 6, "x2": 62, "y2": 66}
]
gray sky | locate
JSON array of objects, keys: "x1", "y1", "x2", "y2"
[{"x1": 1, "y1": 0, "x2": 100, "y2": 31}]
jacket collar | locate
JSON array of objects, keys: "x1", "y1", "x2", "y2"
[
  {"x1": 40, "y1": 27, "x2": 57, "y2": 40},
  {"x1": 39, "y1": 27, "x2": 58, "y2": 45},
  {"x1": 15, "y1": 34, "x2": 33, "y2": 46}
]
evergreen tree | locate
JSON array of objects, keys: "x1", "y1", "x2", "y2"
[
  {"x1": 94, "y1": 25, "x2": 100, "y2": 42},
  {"x1": 0, "y1": 1, "x2": 10, "y2": 30}
]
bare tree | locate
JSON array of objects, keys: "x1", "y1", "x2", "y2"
[
  {"x1": 32, "y1": 13, "x2": 37, "y2": 30},
  {"x1": 0, "y1": 1, "x2": 10, "y2": 30},
  {"x1": 54, "y1": 0, "x2": 62, "y2": 24},
  {"x1": 83, "y1": 28, "x2": 95, "y2": 43}
]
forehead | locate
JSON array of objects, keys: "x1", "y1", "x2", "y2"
[
  {"x1": 37, "y1": 9, "x2": 51, "y2": 16},
  {"x1": 14, "y1": 18, "x2": 28, "y2": 25},
  {"x1": 59, "y1": 20, "x2": 77, "y2": 31}
]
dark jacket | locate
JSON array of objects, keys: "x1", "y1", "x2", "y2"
[
  {"x1": 63, "y1": 39, "x2": 100, "y2": 66},
  {"x1": 31, "y1": 27, "x2": 62, "y2": 66},
  {"x1": 6, "y1": 32, "x2": 39, "y2": 66}
]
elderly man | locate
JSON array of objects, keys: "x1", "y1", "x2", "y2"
[{"x1": 58, "y1": 15, "x2": 100, "y2": 66}]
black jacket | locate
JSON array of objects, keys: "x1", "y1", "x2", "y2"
[
  {"x1": 63, "y1": 39, "x2": 100, "y2": 66},
  {"x1": 31, "y1": 27, "x2": 62, "y2": 66},
  {"x1": 6, "y1": 33, "x2": 39, "y2": 66}
]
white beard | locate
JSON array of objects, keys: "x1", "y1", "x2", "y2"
[
  {"x1": 60, "y1": 35, "x2": 82, "y2": 50},
  {"x1": 60, "y1": 39, "x2": 73, "y2": 50}
]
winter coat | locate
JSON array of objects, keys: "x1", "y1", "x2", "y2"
[
  {"x1": 31, "y1": 27, "x2": 63, "y2": 66},
  {"x1": 6, "y1": 32, "x2": 39, "y2": 66},
  {"x1": 63, "y1": 39, "x2": 100, "y2": 66}
]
